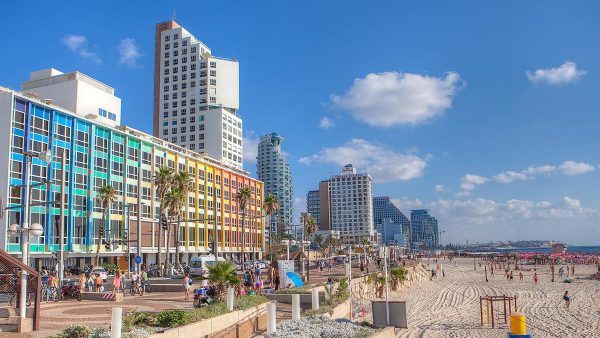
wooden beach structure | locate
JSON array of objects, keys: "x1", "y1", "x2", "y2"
[{"x1": 480, "y1": 295, "x2": 517, "y2": 328}]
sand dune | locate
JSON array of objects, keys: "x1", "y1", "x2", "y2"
[{"x1": 390, "y1": 258, "x2": 600, "y2": 337}]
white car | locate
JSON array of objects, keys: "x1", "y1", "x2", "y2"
[{"x1": 91, "y1": 267, "x2": 108, "y2": 281}]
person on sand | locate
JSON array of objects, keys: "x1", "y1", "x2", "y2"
[
  {"x1": 563, "y1": 291, "x2": 571, "y2": 308},
  {"x1": 510, "y1": 271, "x2": 514, "y2": 281},
  {"x1": 519, "y1": 271, "x2": 523, "y2": 281},
  {"x1": 533, "y1": 272, "x2": 539, "y2": 284}
]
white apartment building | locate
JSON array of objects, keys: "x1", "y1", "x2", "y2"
[
  {"x1": 329, "y1": 164, "x2": 374, "y2": 243},
  {"x1": 21, "y1": 68, "x2": 121, "y2": 127},
  {"x1": 154, "y1": 21, "x2": 243, "y2": 169}
]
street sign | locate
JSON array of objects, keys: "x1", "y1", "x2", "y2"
[{"x1": 135, "y1": 255, "x2": 142, "y2": 264}]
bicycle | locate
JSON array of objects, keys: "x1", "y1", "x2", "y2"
[
  {"x1": 130, "y1": 282, "x2": 144, "y2": 296},
  {"x1": 41, "y1": 285, "x2": 58, "y2": 302}
]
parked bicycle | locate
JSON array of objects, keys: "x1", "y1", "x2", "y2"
[{"x1": 41, "y1": 285, "x2": 58, "y2": 302}]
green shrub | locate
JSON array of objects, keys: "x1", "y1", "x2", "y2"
[
  {"x1": 157, "y1": 310, "x2": 190, "y2": 327},
  {"x1": 101, "y1": 263, "x2": 119, "y2": 274},
  {"x1": 123, "y1": 310, "x2": 157, "y2": 332},
  {"x1": 234, "y1": 295, "x2": 270, "y2": 310},
  {"x1": 55, "y1": 325, "x2": 92, "y2": 338},
  {"x1": 303, "y1": 304, "x2": 334, "y2": 316}
]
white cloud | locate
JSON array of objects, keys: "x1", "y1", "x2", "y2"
[
  {"x1": 392, "y1": 196, "x2": 600, "y2": 244},
  {"x1": 458, "y1": 161, "x2": 596, "y2": 192},
  {"x1": 331, "y1": 71, "x2": 463, "y2": 127},
  {"x1": 524, "y1": 165, "x2": 556, "y2": 175},
  {"x1": 319, "y1": 116, "x2": 334, "y2": 129},
  {"x1": 61, "y1": 34, "x2": 102, "y2": 64},
  {"x1": 526, "y1": 61, "x2": 586, "y2": 85},
  {"x1": 118, "y1": 38, "x2": 142, "y2": 67},
  {"x1": 435, "y1": 184, "x2": 445, "y2": 193},
  {"x1": 243, "y1": 132, "x2": 260, "y2": 164},
  {"x1": 62, "y1": 35, "x2": 86, "y2": 51},
  {"x1": 562, "y1": 196, "x2": 581, "y2": 209},
  {"x1": 459, "y1": 174, "x2": 488, "y2": 191},
  {"x1": 299, "y1": 139, "x2": 427, "y2": 183},
  {"x1": 558, "y1": 161, "x2": 595, "y2": 175},
  {"x1": 493, "y1": 171, "x2": 528, "y2": 183}
]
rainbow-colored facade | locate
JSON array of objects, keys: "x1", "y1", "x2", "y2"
[{"x1": 0, "y1": 87, "x2": 264, "y2": 266}]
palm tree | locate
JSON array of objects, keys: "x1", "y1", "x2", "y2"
[
  {"x1": 173, "y1": 171, "x2": 192, "y2": 268},
  {"x1": 96, "y1": 185, "x2": 117, "y2": 266},
  {"x1": 263, "y1": 194, "x2": 280, "y2": 262},
  {"x1": 154, "y1": 166, "x2": 173, "y2": 274},
  {"x1": 236, "y1": 187, "x2": 252, "y2": 270},
  {"x1": 163, "y1": 186, "x2": 182, "y2": 272},
  {"x1": 207, "y1": 261, "x2": 241, "y2": 301},
  {"x1": 304, "y1": 216, "x2": 317, "y2": 281}
]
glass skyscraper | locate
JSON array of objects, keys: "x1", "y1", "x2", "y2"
[
  {"x1": 256, "y1": 133, "x2": 293, "y2": 236},
  {"x1": 410, "y1": 209, "x2": 439, "y2": 248}
]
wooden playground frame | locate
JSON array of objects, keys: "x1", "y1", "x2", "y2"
[{"x1": 479, "y1": 295, "x2": 517, "y2": 328}]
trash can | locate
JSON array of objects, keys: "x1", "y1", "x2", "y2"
[{"x1": 509, "y1": 313, "x2": 526, "y2": 335}]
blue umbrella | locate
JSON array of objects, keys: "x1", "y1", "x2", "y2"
[{"x1": 286, "y1": 271, "x2": 303, "y2": 288}]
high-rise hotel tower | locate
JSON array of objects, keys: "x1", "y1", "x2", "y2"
[{"x1": 154, "y1": 21, "x2": 243, "y2": 169}]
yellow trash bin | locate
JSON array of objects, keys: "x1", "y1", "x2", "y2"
[{"x1": 509, "y1": 313, "x2": 526, "y2": 335}]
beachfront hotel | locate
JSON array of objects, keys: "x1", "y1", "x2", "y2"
[
  {"x1": 0, "y1": 69, "x2": 264, "y2": 268},
  {"x1": 372, "y1": 196, "x2": 411, "y2": 247},
  {"x1": 410, "y1": 209, "x2": 439, "y2": 248},
  {"x1": 153, "y1": 21, "x2": 243, "y2": 170}
]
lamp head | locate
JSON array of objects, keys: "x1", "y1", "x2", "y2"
[
  {"x1": 8, "y1": 223, "x2": 20, "y2": 237},
  {"x1": 30, "y1": 223, "x2": 44, "y2": 237},
  {"x1": 38, "y1": 150, "x2": 52, "y2": 164}
]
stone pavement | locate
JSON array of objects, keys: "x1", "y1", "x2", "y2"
[{"x1": 2, "y1": 292, "x2": 190, "y2": 338}]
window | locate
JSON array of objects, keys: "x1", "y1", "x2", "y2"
[
  {"x1": 210, "y1": 70, "x2": 216, "y2": 76},
  {"x1": 165, "y1": 43, "x2": 170, "y2": 50},
  {"x1": 210, "y1": 79, "x2": 216, "y2": 85},
  {"x1": 210, "y1": 61, "x2": 216, "y2": 68},
  {"x1": 76, "y1": 131, "x2": 89, "y2": 147},
  {"x1": 165, "y1": 35, "x2": 170, "y2": 42},
  {"x1": 164, "y1": 51, "x2": 169, "y2": 58}
]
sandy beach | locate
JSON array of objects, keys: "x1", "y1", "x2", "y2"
[{"x1": 388, "y1": 258, "x2": 600, "y2": 337}]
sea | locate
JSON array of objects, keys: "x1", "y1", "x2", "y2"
[{"x1": 489, "y1": 246, "x2": 600, "y2": 254}]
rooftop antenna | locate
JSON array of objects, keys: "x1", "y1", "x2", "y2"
[{"x1": 172, "y1": 8, "x2": 176, "y2": 21}]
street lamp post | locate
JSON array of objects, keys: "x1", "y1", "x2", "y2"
[
  {"x1": 9, "y1": 150, "x2": 50, "y2": 320},
  {"x1": 281, "y1": 239, "x2": 296, "y2": 260},
  {"x1": 123, "y1": 202, "x2": 146, "y2": 272}
]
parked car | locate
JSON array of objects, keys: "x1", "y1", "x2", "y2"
[{"x1": 91, "y1": 267, "x2": 108, "y2": 281}]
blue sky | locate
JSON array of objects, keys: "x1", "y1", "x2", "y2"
[{"x1": 2, "y1": 1, "x2": 599, "y2": 244}]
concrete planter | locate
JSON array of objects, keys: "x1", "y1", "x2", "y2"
[
  {"x1": 148, "y1": 303, "x2": 267, "y2": 338},
  {"x1": 267, "y1": 293, "x2": 326, "y2": 305}
]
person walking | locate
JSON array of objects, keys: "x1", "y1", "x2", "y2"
[
  {"x1": 183, "y1": 273, "x2": 191, "y2": 301},
  {"x1": 274, "y1": 268, "x2": 280, "y2": 291},
  {"x1": 94, "y1": 274, "x2": 104, "y2": 293},
  {"x1": 255, "y1": 274, "x2": 263, "y2": 293},
  {"x1": 533, "y1": 272, "x2": 539, "y2": 284},
  {"x1": 563, "y1": 291, "x2": 571, "y2": 308},
  {"x1": 519, "y1": 271, "x2": 523, "y2": 281},
  {"x1": 112, "y1": 272, "x2": 121, "y2": 293},
  {"x1": 78, "y1": 273, "x2": 86, "y2": 292},
  {"x1": 120, "y1": 271, "x2": 126, "y2": 293}
]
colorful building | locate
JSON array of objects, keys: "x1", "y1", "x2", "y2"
[{"x1": 0, "y1": 74, "x2": 263, "y2": 268}]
